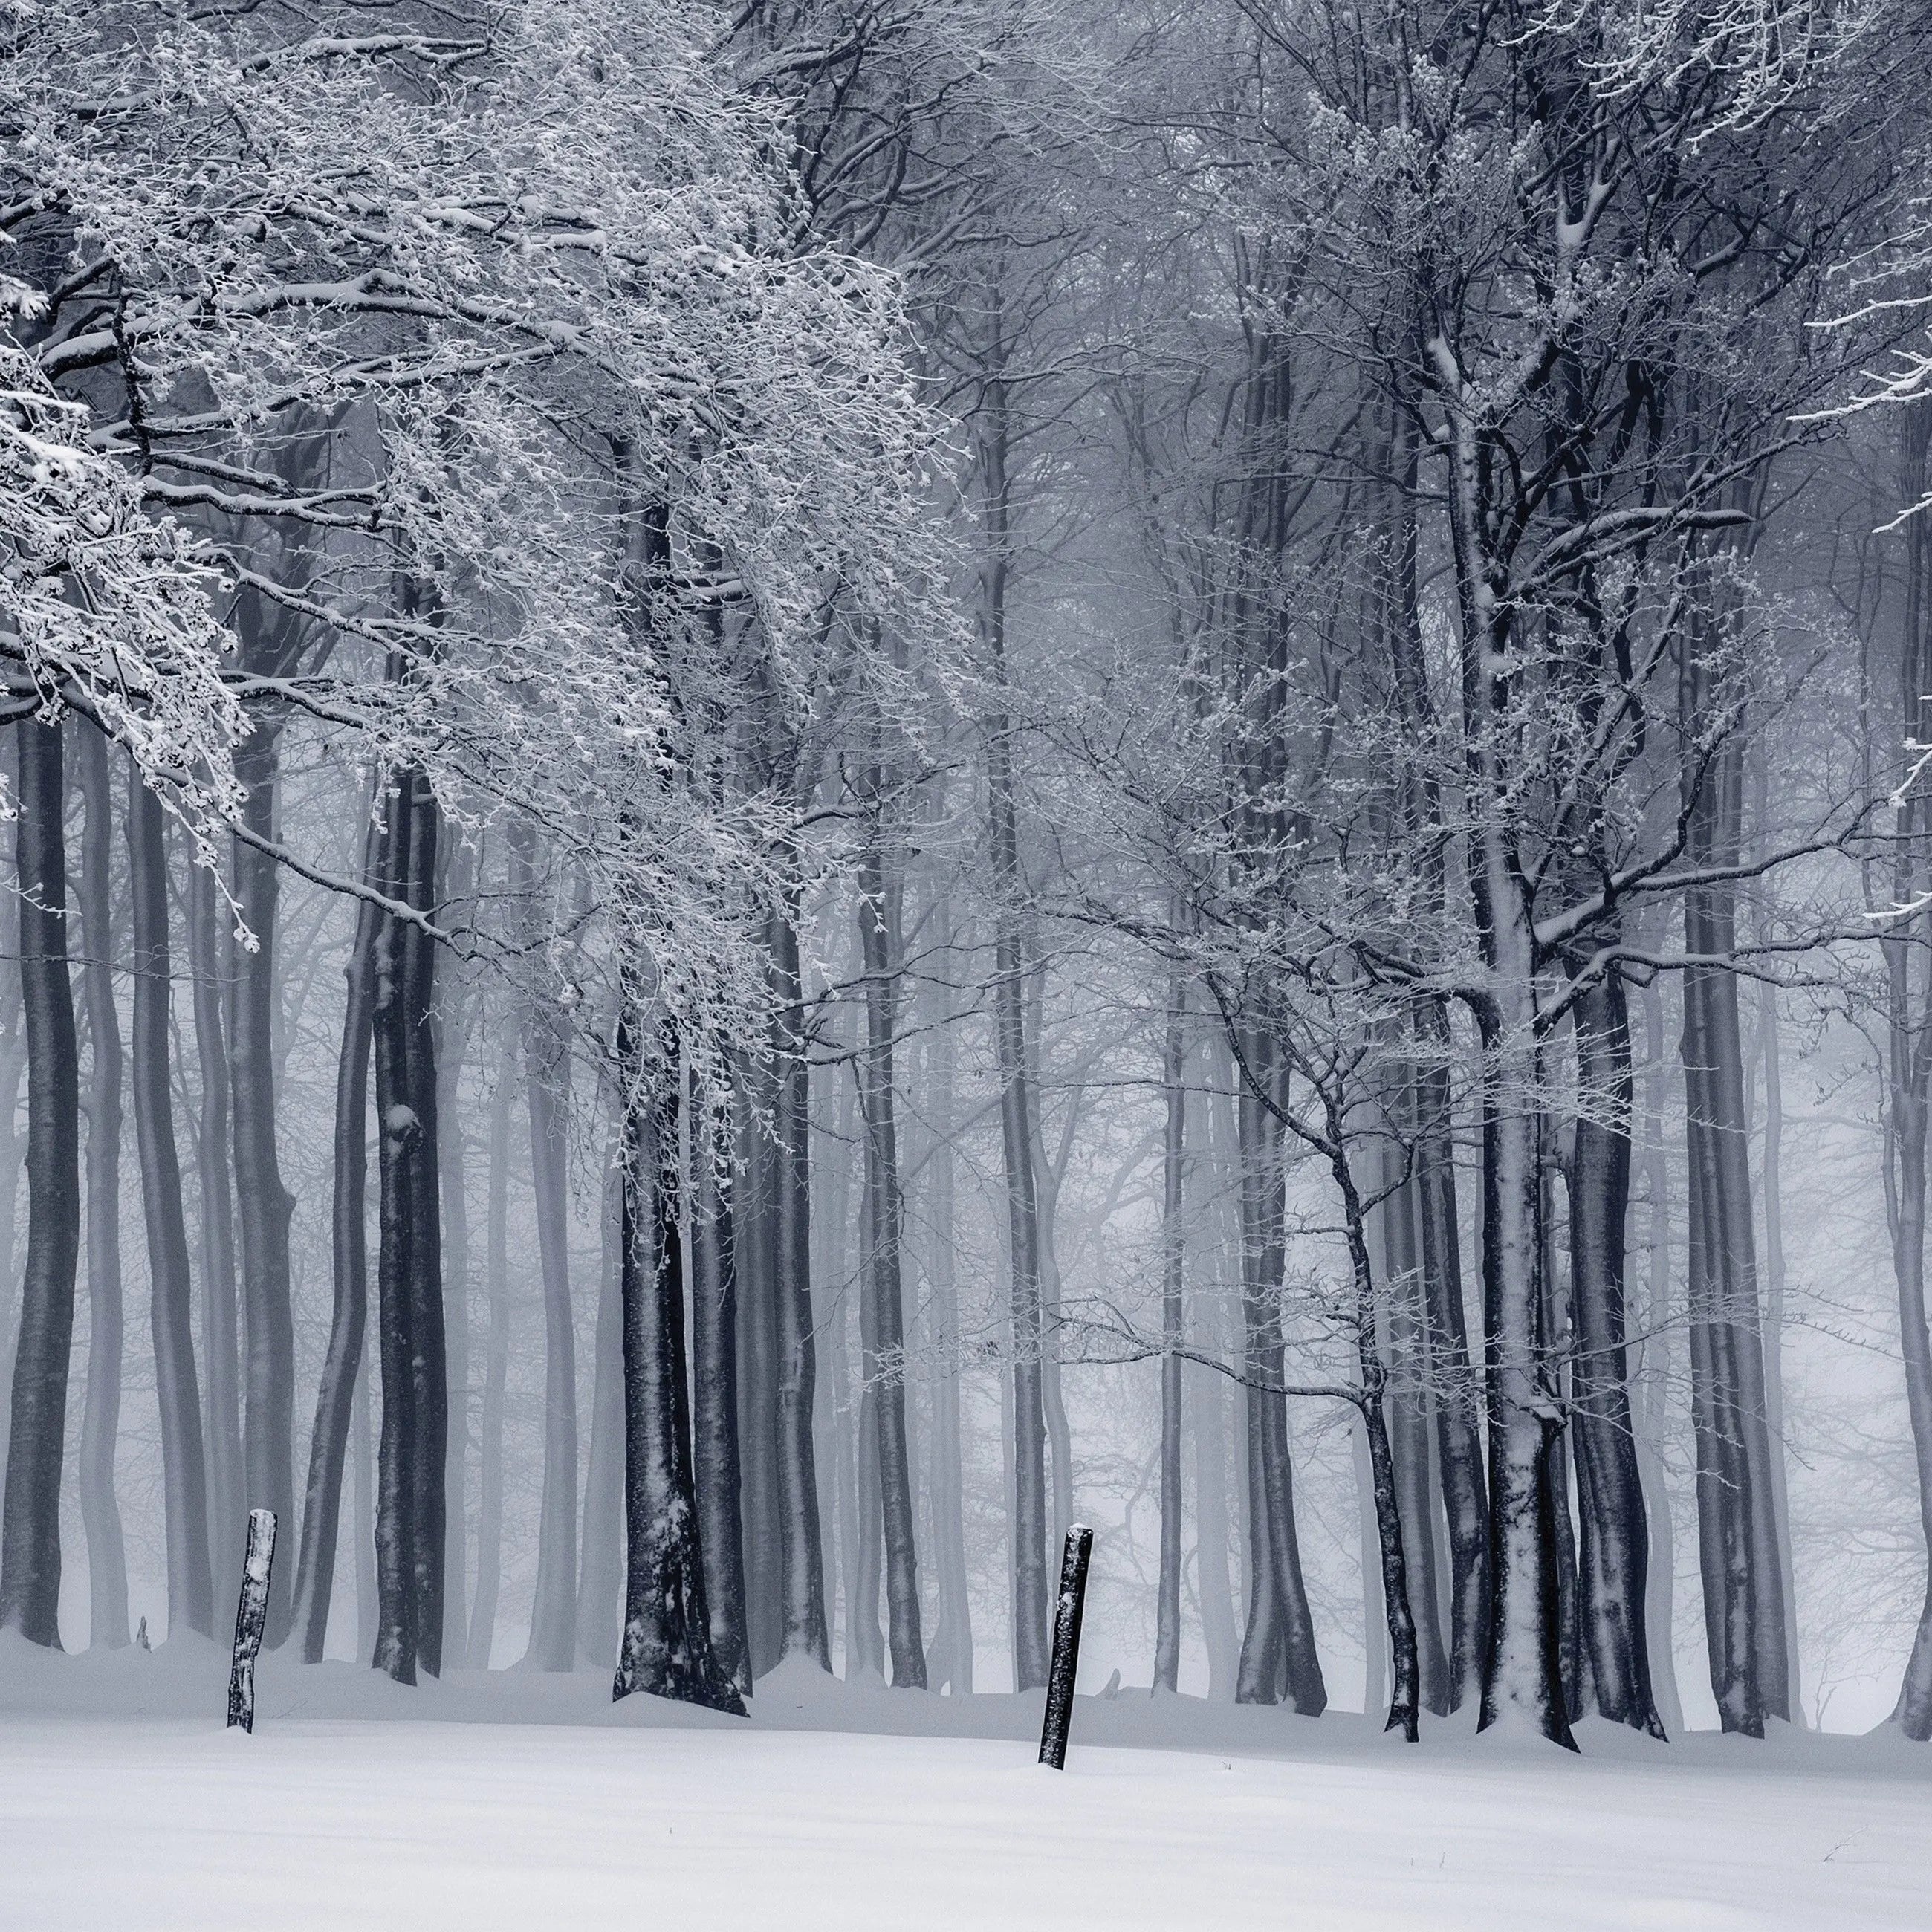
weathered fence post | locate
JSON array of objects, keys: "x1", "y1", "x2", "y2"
[
  {"x1": 1038, "y1": 1524, "x2": 1093, "y2": 1770},
  {"x1": 227, "y1": 1508, "x2": 278, "y2": 1734}
]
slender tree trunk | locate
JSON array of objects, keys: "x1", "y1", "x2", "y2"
[
  {"x1": 74, "y1": 722, "x2": 127, "y2": 1648},
  {"x1": 690, "y1": 1074, "x2": 748, "y2": 1694},
  {"x1": 1378, "y1": 1114, "x2": 1449, "y2": 1716},
  {"x1": 921, "y1": 894, "x2": 973, "y2": 1693},
  {"x1": 855, "y1": 825, "x2": 925, "y2": 1688},
  {"x1": 188, "y1": 858, "x2": 242, "y2": 1589},
  {"x1": 1891, "y1": 403, "x2": 1932, "y2": 1737},
  {"x1": 436, "y1": 840, "x2": 476, "y2": 1669},
  {"x1": 127, "y1": 757, "x2": 213, "y2": 1638},
  {"x1": 354, "y1": 1323, "x2": 377, "y2": 1662},
  {"x1": 230, "y1": 730, "x2": 296, "y2": 1644},
  {"x1": 576, "y1": 1127, "x2": 626, "y2": 1667},
  {"x1": 1154, "y1": 983, "x2": 1186, "y2": 1695},
  {"x1": 289, "y1": 823, "x2": 379, "y2": 1663},
  {"x1": 0, "y1": 714, "x2": 80, "y2": 1644},
  {"x1": 734, "y1": 1058, "x2": 782, "y2": 1675},
  {"x1": 1568, "y1": 969, "x2": 1664, "y2": 1735},
  {"x1": 513, "y1": 821, "x2": 578, "y2": 1673},
  {"x1": 0, "y1": 886, "x2": 27, "y2": 1488},
  {"x1": 770, "y1": 896, "x2": 830, "y2": 1668},
  {"x1": 466, "y1": 1053, "x2": 512, "y2": 1670},
  {"x1": 612, "y1": 1023, "x2": 742, "y2": 1714}
]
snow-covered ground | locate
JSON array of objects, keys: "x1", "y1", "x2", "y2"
[{"x1": 2, "y1": 1638, "x2": 1926, "y2": 1928}]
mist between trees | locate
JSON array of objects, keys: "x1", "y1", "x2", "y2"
[{"x1": 10, "y1": 0, "x2": 1932, "y2": 1752}]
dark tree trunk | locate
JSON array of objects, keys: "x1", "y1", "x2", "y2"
[
  {"x1": 1378, "y1": 1120, "x2": 1450, "y2": 1717},
  {"x1": 290, "y1": 819, "x2": 379, "y2": 1663},
  {"x1": 855, "y1": 831, "x2": 924, "y2": 1689},
  {"x1": 187, "y1": 857, "x2": 243, "y2": 1589},
  {"x1": 127, "y1": 757, "x2": 214, "y2": 1638},
  {"x1": 1568, "y1": 968, "x2": 1665, "y2": 1736},
  {"x1": 371, "y1": 765, "x2": 444, "y2": 1682},
  {"x1": 1411, "y1": 1020, "x2": 1490, "y2": 1710},
  {"x1": 770, "y1": 898, "x2": 830, "y2": 1669},
  {"x1": 0, "y1": 715, "x2": 80, "y2": 1645},
  {"x1": 74, "y1": 722, "x2": 128, "y2": 1649},
  {"x1": 612, "y1": 1024, "x2": 743, "y2": 1714},
  {"x1": 230, "y1": 730, "x2": 296, "y2": 1645},
  {"x1": 1231, "y1": 1040, "x2": 1326, "y2": 1714},
  {"x1": 691, "y1": 1080, "x2": 749, "y2": 1693}
]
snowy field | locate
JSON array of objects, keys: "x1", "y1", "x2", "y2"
[{"x1": 1, "y1": 1638, "x2": 1928, "y2": 1928}]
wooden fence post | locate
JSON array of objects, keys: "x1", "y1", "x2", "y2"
[
  {"x1": 1038, "y1": 1524, "x2": 1093, "y2": 1770},
  {"x1": 227, "y1": 1508, "x2": 279, "y2": 1734}
]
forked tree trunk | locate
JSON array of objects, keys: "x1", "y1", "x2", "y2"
[
  {"x1": 74, "y1": 722, "x2": 128, "y2": 1648},
  {"x1": 127, "y1": 758, "x2": 213, "y2": 1638},
  {"x1": 1568, "y1": 968, "x2": 1665, "y2": 1736},
  {"x1": 0, "y1": 714, "x2": 80, "y2": 1645},
  {"x1": 612, "y1": 1024, "x2": 742, "y2": 1714}
]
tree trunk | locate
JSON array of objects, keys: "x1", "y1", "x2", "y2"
[
  {"x1": 0, "y1": 714, "x2": 80, "y2": 1645},
  {"x1": 513, "y1": 821, "x2": 578, "y2": 1673},
  {"x1": 1378, "y1": 1113, "x2": 1449, "y2": 1717},
  {"x1": 230, "y1": 730, "x2": 296, "y2": 1645},
  {"x1": 74, "y1": 722, "x2": 127, "y2": 1649},
  {"x1": 1232, "y1": 1037, "x2": 1326, "y2": 1714},
  {"x1": 1891, "y1": 402, "x2": 1932, "y2": 1738},
  {"x1": 733, "y1": 1057, "x2": 783, "y2": 1675},
  {"x1": 466, "y1": 1053, "x2": 512, "y2": 1670},
  {"x1": 612, "y1": 1024, "x2": 742, "y2": 1714},
  {"x1": 855, "y1": 829, "x2": 925, "y2": 1688},
  {"x1": 1568, "y1": 969, "x2": 1664, "y2": 1735},
  {"x1": 577, "y1": 1129, "x2": 626, "y2": 1667},
  {"x1": 921, "y1": 892, "x2": 973, "y2": 1693},
  {"x1": 127, "y1": 756, "x2": 213, "y2": 1638},
  {"x1": 188, "y1": 857, "x2": 243, "y2": 1591},
  {"x1": 1681, "y1": 718, "x2": 1787, "y2": 1729},
  {"x1": 436, "y1": 838, "x2": 476, "y2": 1670},
  {"x1": 690, "y1": 1075, "x2": 749, "y2": 1693},
  {"x1": 770, "y1": 898, "x2": 830, "y2": 1668},
  {"x1": 289, "y1": 823, "x2": 379, "y2": 1663},
  {"x1": 371, "y1": 765, "x2": 444, "y2": 1682},
  {"x1": 1154, "y1": 985, "x2": 1186, "y2": 1695}
]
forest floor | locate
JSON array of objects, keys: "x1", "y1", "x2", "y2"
[{"x1": 1, "y1": 1636, "x2": 1927, "y2": 1928}]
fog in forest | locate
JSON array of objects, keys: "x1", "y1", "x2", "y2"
[{"x1": 8, "y1": 1, "x2": 1932, "y2": 1923}]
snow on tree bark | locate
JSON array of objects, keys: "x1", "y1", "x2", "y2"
[
  {"x1": 226, "y1": 1508, "x2": 277, "y2": 1734},
  {"x1": 1038, "y1": 1526, "x2": 1094, "y2": 1771}
]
